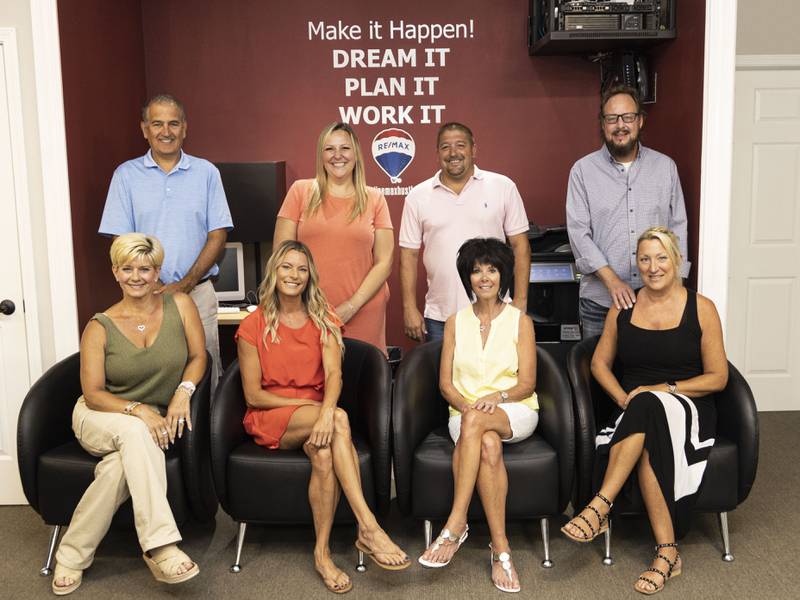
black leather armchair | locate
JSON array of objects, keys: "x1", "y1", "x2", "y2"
[
  {"x1": 17, "y1": 351, "x2": 217, "y2": 576},
  {"x1": 393, "y1": 341, "x2": 574, "y2": 567},
  {"x1": 210, "y1": 338, "x2": 392, "y2": 572},
  {"x1": 567, "y1": 336, "x2": 759, "y2": 564}
]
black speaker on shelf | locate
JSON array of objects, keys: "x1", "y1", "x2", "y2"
[{"x1": 215, "y1": 162, "x2": 286, "y2": 243}]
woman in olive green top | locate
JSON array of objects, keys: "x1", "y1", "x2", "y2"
[{"x1": 51, "y1": 233, "x2": 206, "y2": 596}]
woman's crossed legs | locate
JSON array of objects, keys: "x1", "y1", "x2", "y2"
[
  {"x1": 281, "y1": 405, "x2": 408, "y2": 592},
  {"x1": 419, "y1": 408, "x2": 519, "y2": 590}
]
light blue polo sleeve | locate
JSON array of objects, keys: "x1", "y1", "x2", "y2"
[
  {"x1": 206, "y1": 165, "x2": 233, "y2": 232},
  {"x1": 98, "y1": 168, "x2": 135, "y2": 236}
]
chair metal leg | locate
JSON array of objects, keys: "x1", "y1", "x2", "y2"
[
  {"x1": 540, "y1": 517, "x2": 553, "y2": 568},
  {"x1": 230, "y1": 522, "x2": 247, "y2": 573},
  {"x1": 356, "y1": 525, "x2": 367, "y2": 572},
  {"x1": 718, "y1": 512, "x2": 735, "y2": 562},
  {"x1": 40, "y1": 525, "x2": 62, "y2": 576},
  {"x1": 424, "y1": 520, "x2": 432, "y2": 548},
  {"x1": 356, "y1": 549, "x2": 367, "y2": 573},
  {"x1": 602, "y1": 518, "x2": 614, "y2": 566}
]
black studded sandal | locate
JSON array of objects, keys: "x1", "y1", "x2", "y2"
[
  {"x1": 560, "y1": 492, "x2": 613, "y2": 543},
  {"x1": 635, "y1": 542, "x2": 681, "y2": 595}
]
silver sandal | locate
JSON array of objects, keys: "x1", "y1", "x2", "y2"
[
  {"x1": 418, "y1": 525, "x2": 469, "y2": 568},
  {"x1": 489, "y1": 543, "x2": 520, "y2": 593}
]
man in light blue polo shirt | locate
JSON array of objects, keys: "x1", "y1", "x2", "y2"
[{"x1": 99, "y1": 94, "x2": 233, "y2": 385}]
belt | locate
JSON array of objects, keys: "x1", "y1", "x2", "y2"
[{"x1": 190, "y1": 276, "x2": 211, "y2": 291}]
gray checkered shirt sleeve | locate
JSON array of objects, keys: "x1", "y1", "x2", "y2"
[{"x1": 565, "y1": 146, "x2": 691, "y2": 307}]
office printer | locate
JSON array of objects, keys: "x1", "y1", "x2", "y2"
[{"x1": 526, "y1": 224, "x2": 581, "y2": 342}]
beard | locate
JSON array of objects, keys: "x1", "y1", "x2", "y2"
[{"x1": 604, "y1": 127, "x2": 639, "y2": 160}]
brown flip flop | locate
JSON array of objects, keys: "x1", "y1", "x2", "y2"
[{"x1": 354, "y1": 540, "x2": 410, "y2": 571}]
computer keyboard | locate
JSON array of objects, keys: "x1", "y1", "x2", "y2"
[{"x1": 217, "y1": 306, "x2": 241, "y2": 314}]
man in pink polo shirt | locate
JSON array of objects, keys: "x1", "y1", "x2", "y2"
[{"x1": 399, "y1": 122, "x2": 531, "y2": 342}]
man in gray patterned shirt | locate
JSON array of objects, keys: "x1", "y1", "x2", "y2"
[{"x1": 566, "y1": 84, "x2": 690, "y2": 338}]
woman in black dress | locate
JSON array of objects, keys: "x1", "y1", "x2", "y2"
[{"x1": 561, "y1": 226, "x2": 728, "y2": 595}]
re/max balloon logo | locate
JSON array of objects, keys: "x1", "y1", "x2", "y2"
[{"x1": 371, "y1": 128, "x2": 415, "y2": 184}]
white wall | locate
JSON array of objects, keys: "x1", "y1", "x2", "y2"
[
  {"x1": 737, "y1": 0, "x2": 800, "y2": 55},
  {"x1": 0, "y1": 0, "x2": 57, "y2": 371}
]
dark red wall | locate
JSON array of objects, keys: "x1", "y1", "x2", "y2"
[
  {"x1": 646, "y1": 2, "x2": 706, "y2": 287},
  {"x1": 61, "y1": 1, "x2": 704, "y2": 348},
  {"x1": 59, "y1": 0, "x2": 147, "y2": 327}
]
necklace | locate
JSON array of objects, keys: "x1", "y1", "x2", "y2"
[
  {"x1": 134, "y1": 313, "x2": 150, "y2": 333},
  {"x1": 280, "y1": 309, "x2": 307, "y2": 327},
  {"x1": 476, "y1": 303, "x2": 502, "y2": 332}
]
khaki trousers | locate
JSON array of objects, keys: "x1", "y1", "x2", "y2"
[
  {"x1": 55, "y1": 399, "x2": 181, "y2": 570},
  {"x1": 190, "y1": 279, "x2": 220, "y2": 392}
]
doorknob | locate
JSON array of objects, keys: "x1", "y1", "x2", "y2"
[{"x1": 0, "y1": 299, "x2": 15, "y2": 315}]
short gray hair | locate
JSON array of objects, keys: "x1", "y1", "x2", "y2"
[{"x1": 142, "y1": 94, "x2": 186, "y2": 122}]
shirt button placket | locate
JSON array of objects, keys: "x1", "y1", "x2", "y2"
[{"x1": 628, "y1": 183, "x2": 637, "y2": 274}]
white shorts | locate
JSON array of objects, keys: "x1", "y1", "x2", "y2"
[{"x1": 448, "y1": 403, "x2": 539, "y2": 444}]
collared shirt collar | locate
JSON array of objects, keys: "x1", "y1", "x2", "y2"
[
  {"x1": 600, "y1": 142, "x2": 644, "y2": 165},
  {"x1": 143, "y1": 149, "x2": 191, "y2": 172},
  {"x1": 432, "y1": 164, "x2": 484, "y2": 189}
]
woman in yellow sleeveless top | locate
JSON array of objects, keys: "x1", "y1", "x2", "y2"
[{"x1": 418, "y1": 238, "x2": 538, "y2": 593}]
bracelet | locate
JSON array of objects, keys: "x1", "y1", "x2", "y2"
[
  {"x1": 123, "y1": 401, "x2": 141, "y2": 415},
  {"x1": 177, "y1": 381, "x2": 196, "y2": 397}
]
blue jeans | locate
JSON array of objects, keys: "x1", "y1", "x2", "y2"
[
  {"x1": 579, "y1": 297, "x2": 609, "y2": 340},
  {"x1": 424, "y1": 318, "x2": 446, "y2": 343}
]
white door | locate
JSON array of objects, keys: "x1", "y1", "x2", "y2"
[
  {"x1": 0, "y1": 39, "x2": 31, "y2": 503},
  {"x1": 728, "y1": 67, "x2": 800, "y2": 411}
]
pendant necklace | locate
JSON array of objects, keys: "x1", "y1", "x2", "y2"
[{"x1": 478, "y1": 304, "x2": 500, "y2": 332}]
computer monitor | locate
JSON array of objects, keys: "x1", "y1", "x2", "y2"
[
  {"x1": 216, "y1": 162, "x2": 286, "y2": 243},
  {"x1": 214, "y1": 242, "x2": 246, "y2": 302}
]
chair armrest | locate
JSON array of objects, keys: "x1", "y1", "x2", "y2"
[
  {"x1": 178, "y1": 352, "x2": 218, "y2": 522},
  {"x1": 342, "y1": 339, "x2": 393, "y2": 516},
  {"x1": 210, "y1": 359, "x2": 248, "y2": 513},
  {"x1": 392, "y1": 341, "x2": 447, "y2": 515},
  {"x1": 567, "y1": 336, "x2": 601, "y2": 507},
  {"x1": 535, "y1": 346, "x2": 575, "y2": 512},
  {"x1": 716, "y1": 361, "x2": 759, "y2": 504},
  {"x1": 17, "y1": 352, "x2": 82, "y2": 513}
]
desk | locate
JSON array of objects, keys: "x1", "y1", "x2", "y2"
[
  {"x1": 218, "y1": 310, "x2": 249, "y2": 368},
  {"x1": 217, "y1": 310, "x2": 249, "y2": 324}
]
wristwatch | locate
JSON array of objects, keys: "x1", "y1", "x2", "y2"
[
  {"x1": 499, "y1": 391, "x2": 509, "y2": 403},
  {"x1": 177, "y1": 381, "x2": 196, "y2": 397},
  {"x1": 666, "y1": 381, "x2": 677, "y2": 394}
]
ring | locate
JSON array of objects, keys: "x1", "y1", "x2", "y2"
[
  {"x1": 178, "y1": 418, "x2": 185, "y2": 424},
  {"x1": 161, "y1": 430, "x2": 168, "y2": 436}
]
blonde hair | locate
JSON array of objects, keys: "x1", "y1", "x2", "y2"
[
  {"x1": 306, "y1": 122, "x2": 369, "y2": 222},
  {"x1": 637, "y1": 226, "x2": 683, "y2": 283},
  {"x1": 257, "y1": 240, "x2": 343, "y2": 351},
  {"x1": 109, "y1": 233, "x2": 164, "y2": 268}
]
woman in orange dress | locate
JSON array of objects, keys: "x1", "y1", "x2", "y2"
[
  {"x1": 273, "y1": 122, "x2": 393, "y2": 354},
  {"x1": 236, "y1": 240, "x2": 408, "y2": 594}
]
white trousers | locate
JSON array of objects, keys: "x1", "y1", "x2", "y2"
[
  {"x1": 55, "y1": 399, "x2": 182, "y2": 570},
  {"x1": 189, "y1": 279, "x2": 220, "y2": 391}
]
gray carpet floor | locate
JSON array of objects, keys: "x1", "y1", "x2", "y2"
[{"x1": 1, "y1": 411, "x2": 796, "y2": 599}]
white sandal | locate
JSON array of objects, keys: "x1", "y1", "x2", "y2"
[
  {"x1": 143, "y1": 546, "x2": 199, "y2": 584},
  {"x1": 418, "y1": 525, "x2": 469, "y2": 568},
  {"x1": 52, "y1": 564, "x2": 82, "y2": 596},
  {"x1": 489, "y1": 544, "x2": 520, "y2": 593}
]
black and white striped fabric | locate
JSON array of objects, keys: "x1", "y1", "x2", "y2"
[{"x1": 597, "y1": 390, "x2": 714, "y2": 503}]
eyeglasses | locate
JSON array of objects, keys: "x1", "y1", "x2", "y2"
[{"x1": 602, "y1": 112, "x2": 640, "y2": 125}]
